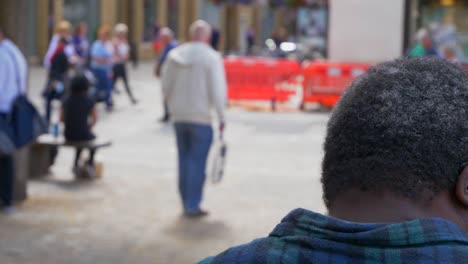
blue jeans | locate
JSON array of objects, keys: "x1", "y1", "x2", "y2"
[
  {"x1": 175, "y1": 122, "x2": 213, "y2": 213},
  {"x1": 0, "y1": 113, "x2": 14, "y2": 207},
  {"x1": 91, "y1": 67, "x2": 113, "y2": 107}
]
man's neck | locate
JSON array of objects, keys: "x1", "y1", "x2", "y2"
[{"x1": 328, "y1": 190, "x2": 464, "y2": 227}]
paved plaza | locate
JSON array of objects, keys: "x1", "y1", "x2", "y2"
[{"x1": 0, "y1": 64, "x2": 329, "y2": 264}]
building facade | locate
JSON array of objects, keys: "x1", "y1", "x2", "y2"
[{"x1": 2, "y1": 0, "x2": 466, "y2": 64}]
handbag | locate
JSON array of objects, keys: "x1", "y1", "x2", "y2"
[
  {"x1": 11, "y1": 95, "x2": 48, "y2": 148},
  {"x1": 4, "y1": 44, "x2": 47, "y2": 149}
]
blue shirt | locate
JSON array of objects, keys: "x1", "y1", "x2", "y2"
[
  {"x1": 0, "y1": 39, "x2": 28, "y2": 113},
  {"x1": 199, "y1": 208, "x2": 468, "y2": 263},
  {"x1": 159, "y1": 41, "x2": 177, "y2": 66},
  {"x1": 91, "y1": 40, "x2": 113, "y2": 71},
  {"x1": 73, "y1": 34, "x2": 89, "y2": 59}
]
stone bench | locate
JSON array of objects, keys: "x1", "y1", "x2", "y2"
[{"x1": 30, "y1": 134, "x2": 112, "y2": 179}]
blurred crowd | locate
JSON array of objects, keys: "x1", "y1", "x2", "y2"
[{"x1": 408, "y1": 23, "x2": 464, "y2": 64}]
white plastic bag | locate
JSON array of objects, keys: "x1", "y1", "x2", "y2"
[{"x1": 210, "y1": 139, "x2": 227, "y2": 184}]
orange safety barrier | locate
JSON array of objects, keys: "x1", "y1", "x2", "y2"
[
  {"x1": 302, "y1": 61, "x2": 371, "y2": 108},
  {"x1": 224, "y1": 57, "x2": 301, "y2": 104}
]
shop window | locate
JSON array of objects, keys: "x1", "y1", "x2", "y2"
[
  {"x1": 143, "y1": 0, "x2": 157, "y2": 42},
  {"x1": 297, "y1": 2, "x2": 329, "y2": 58},
  {"x1": 63, "y1": 0, "x2": 99, "y2": 40},
  {"x1": 168, "y1": 0, "x2": 179, "y2": 38},
  {"x1": 419, "y1": 1, "x2": 468, "y2": 60}
]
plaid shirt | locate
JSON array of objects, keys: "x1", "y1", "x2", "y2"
[{"x1": 198, "y1": 208, "x2": 468, "y2": 264}]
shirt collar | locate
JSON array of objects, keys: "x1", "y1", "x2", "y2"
[{"x1": 269, "y1": 208, "x2": 468, "y2": 247}]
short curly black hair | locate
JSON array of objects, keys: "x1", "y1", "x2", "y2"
[{"x1": 322, "y1": 57, "x2": 468, "y2": 208}]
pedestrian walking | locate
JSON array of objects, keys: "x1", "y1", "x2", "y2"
[
  {"x1": 0, "y1": 28, "x2": 28, "y2": 214},
  {"x1": 43, "y1": 21, "x2": 76, "y2": 68},
  {"x1": 409, "y1": 29, "x2": 439, "y2": 58},
  {"x1": 90, "y1": 25, "x2": 114, "y2": 111},
  {"x1": 112, "y1": 23, "x2": 137, "y2": 104},
  {"x1": 43, "y1": 20, "x2": 76, "y2": 123},
  {"x1": 72, "y1": 22, "x2": 90, "y2": 67},
  {"x1": 210, "y1": 27, "x2": 220, "y2": 51},
  {"x1": 246, "y1": 26, "x2": 255, "y2": 55},
  {"x1": 161, "y1": 20, "x2": 227, "y2": 218},
  {"x1": 155, "y1": 27, "x2": 177, "y2": 122},
  {"x1": 44, "y1": 38, "x2": 70, "y2": 124}
]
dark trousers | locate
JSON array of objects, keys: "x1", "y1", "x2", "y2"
[
  {"x1": 112, "y1": 63, "x2": 136, "y2": 102},
  {"x1": 74, "y1": 148, "x2": 96, "y2": 167},
  {"x1": 45, "y1": 90, "x2": 61, "y2": 125},
  {"x1": 0, "y1": 114, "x2": 14, "y2": 207}
]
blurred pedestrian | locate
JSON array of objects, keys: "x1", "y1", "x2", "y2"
[
  {"x1": 162, "y1": 20, "x2": 227, "y2": 218},
  {"x1": 91, "y1": 25, "x2": 114, "y2": 111},
  {"x1": 210, "y1": 27, "x2": 220, "y2": 51},
  {"x1": 44, "y1": 21, "x2": 76, "y2": 68},
  {"x1": 60, "y1": 75, "x2": 98, "y2": 177},
  {"x1": 0, "y1": 28, "x2": 28, "y2": 214},
  {"x1": 152, "y1": 21, "x2": 162, "y2": 54},
  {"x1": 443, "y1": 46, "x2": 460, "y2": 64},
  {"x1": 44, "y1": 38, "x2": 70, "y2": 123},
  {"x1": 155, "y1": 27, "x2": 177, "y2": 122},
  {"x1": 410, "y1": 29, "x2": 439, "y2": 58},
  {"x1": 72, "y1": 22, "x2": 90, "y2": 66},
  {"x1": 43, "y1": 21, "x2": 76, "y2": 123},
  {"x1": 155, "y1": 27, "x2": 178, "y2": 77},
  {"x1": 246, "y1": 26, "x2": 255, "y2": 55},
  {"x1": 112, "y1": 23, "x2": 137, "y2": 105}
]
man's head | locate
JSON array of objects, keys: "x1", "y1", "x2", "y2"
[
  {"x1": 56, "y1": 20, "x2": 72, "y2": 37},
  {"x1": 75, "y1": 22, "x2": 88, "y2": 37},
  {"x1": 114, "y1": 23, "x2": 128, "y2": 40},
  {"x1": 322, "y1": 57, "x2": 468, "y2": 229},
  {"x1": 159, "y1": 27, "x2": 173, "y2": 45},
  {"x1": 98, "y1": 25, "x2": 111, "y2": 41},
  {"x1": 189, "y1": 20, "x2": 211, "y2": 43}
]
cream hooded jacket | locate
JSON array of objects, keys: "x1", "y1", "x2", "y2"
[{"x1": 161, "y1": 42, "x2": 227, "y2": 125}]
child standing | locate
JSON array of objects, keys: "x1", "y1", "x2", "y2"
[{"x1": 60, "y1": 75, "x2": 98, "y2": 177}]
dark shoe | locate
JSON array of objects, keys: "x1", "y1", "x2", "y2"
[
  {"x1": 184, "y1": 209, "x2": 209, "y2": 218},
  {"x1": 131, "y1": 98, "x2": 138, "y2": 105}
]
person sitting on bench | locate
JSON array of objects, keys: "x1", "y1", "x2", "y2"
[{"x1": 60, "y1": 74, "x2": 98, "y2": 177}]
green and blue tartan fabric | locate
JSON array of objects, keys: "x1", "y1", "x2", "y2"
[{"x1": 198, "y1": 208, "x2": 468, "y2": 263}]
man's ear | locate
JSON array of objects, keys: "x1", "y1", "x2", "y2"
[{"x1": 455, "y1": 167, "x2": 468, "y2": 207}]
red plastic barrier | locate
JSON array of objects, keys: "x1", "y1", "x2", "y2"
[
  {"x1": 224, "y1": 57, "x2": 301, "y2": 103},
  {"x1": 302, "y1": 62, "x2": 371, "y2": 108}
]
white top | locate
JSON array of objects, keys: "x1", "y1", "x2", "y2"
[
  {"x1": 0, "y1": 39, "x2": 28, "y2": 113},
  {"x1": 161, "y1": 43, "x2": 227, "y2": 125},
  {"x1": 43, "y1": 34, "x2": 75, "y2": 68},
  {"x1": 113, "y1": 41, "x2": 130, "y2": 64}
]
